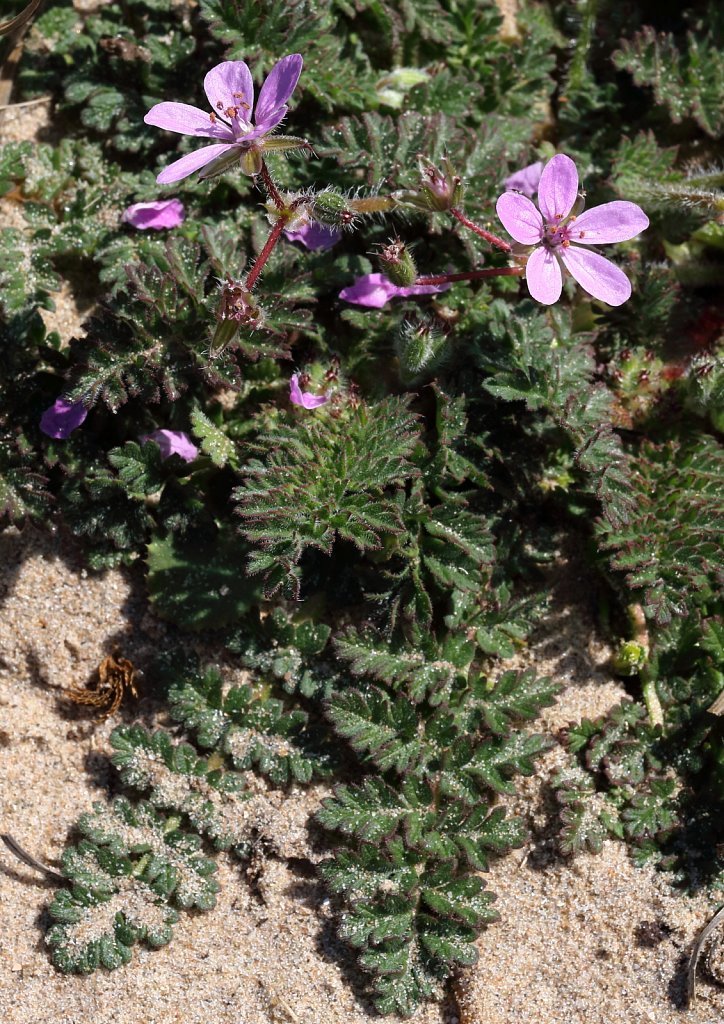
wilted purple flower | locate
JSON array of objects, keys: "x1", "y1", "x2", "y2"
[
  {"x1": 496, "y1": 154, "x2": 649, "y2": 306},
  {"x1": 121, "y1": 199, "x2": 185, "y2": 230},
  {"x1": 40, "y1": 398, "x2": 88, "y2": 439},
  {"x1": 141, "y1": 430, "x2": 198, "y2": 462},
  {"x1": 289, "y1": 374, "x2": 329, "y2": 409},
  {"x1": 284, "y1": 220, "x2": 341, "y2": 251},
  {"x1": 339, "y1": 273, "x2": 450, "y2": 310},
  {"x1": 503, "y1": 160, "x2": 543, "y2": 199},
  {"x1": 145, "y1": 55, "x2": 303, "y2": 183}
]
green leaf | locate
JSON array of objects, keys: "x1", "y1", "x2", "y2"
[
  {"x1": 317, "y1": 780, "x2": 408, "y2": 843},
  {"x1": 190, "y1": 407, "x2": 237, "y2": 468},
  {"x1": 326, "y1": 687, "x2": 423, "y2": 773},
  {"x1": 475, "y1": 669, "x2": 559, "y2": 735}
]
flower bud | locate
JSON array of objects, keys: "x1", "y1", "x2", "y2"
[
  {"x1": 378, "y1": 239, "x2": 417, "y2": 287},
  {"x1": 418, "y1": 155, "x2": 463, "y2": 211},
  {"x1": 313, "y1": 190, "x2": 355, "y2": 227},
  {"x1": 395, "y1": 318, "x2": 448, "y2": 385}
]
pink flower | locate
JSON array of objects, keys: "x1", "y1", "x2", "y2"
[
  {"x1": 141, "y1": 430, "x2": 198, "y2": 462},
  {"x1": 284, "y1": 221, "x2": 341, "y2": 251},
  {"x1": 339, "y1": 273, "x2": 450, "y2": 310},
  {"x1": 289, "y1": 374, "x2": 329, "y2": 409},
  {"x1": 496, "y1": 154, "x2": 649, "y2": 306},
  {"x1": 121, "y1": 199, "x2": 185, "y2": 230},
  {"x1": 40, "y1": 398, "x2": 88, "y2": 439},
  {"x1": 503, "y1": 160, "x2": 543, "y2": 199},
  {"x1": 144, "y1": 55, "x2": 303, "y2": 183}
]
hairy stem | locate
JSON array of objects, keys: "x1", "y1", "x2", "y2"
[
  {"x1": 415, "y1": 266, "x2": 524, "y2": 286},
  {"x1": 451, "y1": 207, "x2": 511, "y2": 252},
  {"x1": 259, "y1": 160, "x2": 285, "y2": 211},
  {"x1": 245, "y1": 218, "x2": 287, "y2": 292}
]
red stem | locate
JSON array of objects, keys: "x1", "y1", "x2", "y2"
[
  {"x1": 259, "y1": 160, "x2": 285, "y2": 211},
  {"x1": 415, "y1": 267, "x2": 524, "y2": 286},
  {"x1": 451, "y1": 207, "x2": 511, "y2": 252},
  {"x1": 245, "y1": 218, "x2": 287, "y2": 291}
]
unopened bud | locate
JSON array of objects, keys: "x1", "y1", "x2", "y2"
[
  {"x1": 395, "y1": 318, "x2": 447, "y2": 385},
  {"x1": 313, "y1": 190, "x2": 355, "y2": 227},
  {"x1": 378, "y1": 239, "x2": 417, "y2": 287},
  {"x1": 418, "y1": 155, "x2": 463, "y2": 211}
]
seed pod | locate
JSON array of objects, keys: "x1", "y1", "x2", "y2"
[{"x1": 378, "y1": 239, "x2": 418, "y2": 287}]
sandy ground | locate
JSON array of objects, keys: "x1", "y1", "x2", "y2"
[{"x1": 0, "y1": 527, "x2": 722, "y2": 1024}]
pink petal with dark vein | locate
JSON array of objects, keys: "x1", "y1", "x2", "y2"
[
  {"x1": 568, "y1": 201, "x2": 650, "y2": 245},
  {"x1": 538, "y1": 154, "x2": 578, "y2": 224},
  {"x1": 560, "y1": 246, "x2": 632, "y2": 306},
  {"x1": 156, "y1": 143, "x2": 238, "y2": 184},
  {"x1": 204, "y1": 61, "x2": 254, "y2": 119},
  {"x1": 144, "y1": 102, "x2": 234, "y2": 139},
  {"x1": 496, "y1": 192, "x2": 544, "y2": 245},
  {"x1": 525, "y1": 245, "x2": 563, "y2": 305},
  {"x1": 255, "y1": 54, "x2": 303, "y2": 124}
]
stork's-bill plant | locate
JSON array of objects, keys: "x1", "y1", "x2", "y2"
[{"x1": 3, "y1": 0, "x2": 723, "y2": 1017}]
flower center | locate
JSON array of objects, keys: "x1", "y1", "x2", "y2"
[
  {"x1": 544, "y1": 213, "x2": 576, "y2": 250},
  {"x1": 211, "y1": 99, "x2": 254, "y2": 139}
]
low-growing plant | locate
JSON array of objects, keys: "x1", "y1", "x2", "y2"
[{"x1": 1, "y1": 0, "x2": 722, "y2": 1016}]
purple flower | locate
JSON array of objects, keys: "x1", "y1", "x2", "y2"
[
  {"x1": 40, "y1": 398, "x2": 88, "y2": 439},
  {"x1": 289, "y1": 374, "x2": 329, "y2": 409},
  {"x1": 144, "y1": 55, "x2": 303, "y2": 183},
  {"x1": 284, "y1": 220, "x2": 341, "y2": 251},
  {"x1": 121, "y1": 199, "x2": 185, "y2": 230},
  {"x1": 496, "y1": 154, "x2": 649, "y2": 306},
  {"x1": 141, "y1": 430, "x2": 198, "y2": 462},
  {"x1": 503, "y1": 160, "x2": 543, "y2": 199},
  {"x1": 339, "y1": 273, "x2": 450, "y2": 310}
]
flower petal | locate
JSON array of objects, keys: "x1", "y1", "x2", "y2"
[
  {"x1": 255, "y1": 54, "x2": 303, "y2": 125},
  {"x1": 253, "y1": 110, "x2": 288, "y2": 136},
  {"x1": 289, "y1": 374, "x2": 329, "y2": 409},
  {"x1": 156, "y1": 143, "x2": 238, "y2": 184},
  {"x1": 560, "y1": 246, "x2": 632, "y2": 306},
  {"x1": 399, "y1": 282, "x2": 451, "y2": 298},
  {"x1": 503, "y1": 160, "x2": 543, "y2": 199},
  {"x1": 284, "y1": 221, "x2": 342, "y2": 251},
  {"x1": 122, "y1": 199, "x2": 185, "y2": 230},
  {"x1": 339, "y1": 273, "x2": 399, "y2": 308},
  {"x1": 567, "y1": 201, "x2": 649, "y2": 245},
  {"x1": 40, "y1": 399, "x2": 88, "y2": 439},
  {"x1": 538, "y1": 154, "x2": 578, "y2": 224},
  {"x1": 204, "y1": 61, "x2": 254, "y2": 119},
  {"x1": 144, "y1": 102, "x2": 233, "y2": 139},
  {"x1": 142, "y1": 430, "x2": 198, "y2": 462},
  {"x1": 525, "y1": 245, "x2": 563, "y2": 305},
  {"x1": 496, "y1": 192, "x2": 544, "y2": 245}
]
